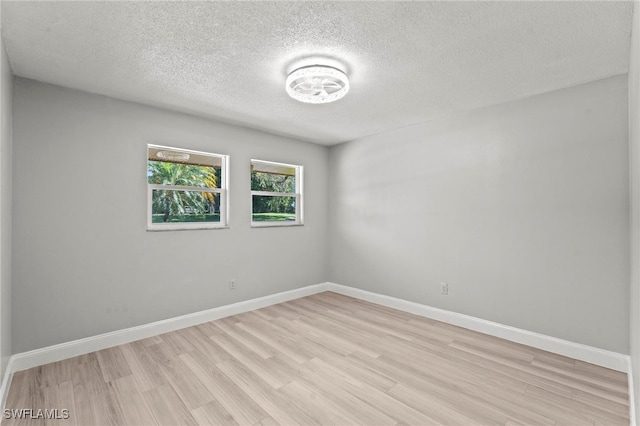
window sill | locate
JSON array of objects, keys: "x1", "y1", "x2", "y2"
[
  {"x1": 147, "y1": 225, "x2": 230, "y2": 232},
  {"x1": 251, "y1": 222, "x2": 303, "y2": 228}
]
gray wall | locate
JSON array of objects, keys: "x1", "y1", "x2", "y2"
[
  {"x1": 12, "y1": 78, "x2": 329, "y2": 353},
  {"x1": 329, "y1": 75, "x2": 630, "y2": 353},
  {"x1": 0, "y1": 32, "x2": 12, "y2": 377},
  {"x1": 629, "y1": 0, "x2": 639, "y2": 414},
  {"x1": 8, "y1": 72, "x2": 633, "y2": 356}
]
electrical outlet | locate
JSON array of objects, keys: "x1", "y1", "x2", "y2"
[
  {"x1": 440, "y1": 282, "x2": 448, "y2": 295},
  {"x1": 229, "y1": 279, "x2": 236, "y2": 290}
]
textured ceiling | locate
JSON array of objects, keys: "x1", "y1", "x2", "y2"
[{"x1": 0, "y1": 1, "x2": 634, "y2": 145}]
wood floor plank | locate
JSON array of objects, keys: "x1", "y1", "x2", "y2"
[
  {"x1": 255, "y1": 415, "x2": 279, "y2": 426},
  {"x1": 524, "y1": 384, "x2": 620, "y2": 425},
  {"x1": 139, "y1": 336, "x2": 164, "y2": 347},
  {"x1": 387, "y1": 382, "x2": 487, "y2": 425},
  {"x1": 68, "y1": 363, "x2": 95, "y2": 426},
  {"x1": 326, "y1": 307, "x2": 415, "y2": 341},
  {"x1": 39, "y1": 360, "x2": 72, "y2": 390},
  {"x1": 291, "y1": 317, "x2": 370, "y2": 357},
  {"x1": 277, "y1": 380, "x2": 362, "y2": 425},
  {"x1": 211, "y1": 332, "x2": 288, "y2": 389},
  {"x1": 71, "y1": 359, "x2": 125, "y2": 426},
  {"x1": 73, "y1": 352, "x2": 99, "y2": 365},
  {"x1": 142, "y1": 384, "x2": 198, "y2": 426},
  {"x1": 213, "y1": 319, "x2": 276, "y2": 359},
  {"x1": 302, "y1": 357, "x2": 439, "y2": 425},
  {"x1": 533, "y1": 358, "x2": 627, "y2": 395},
  {"x1": 5, "y1": 369, "x2": 42, "y2": 413},
  {"x1": 118, "y1": 341, "x2": 166, "y2": 393},
  {"x1": 294, "y1": 313, "x2": 382, "y2": 358},
  {"x1": 366, "y1": 340, "x2": 569, "y2": 425},
  {"x1": 235, "y1": 320, "x2": 310, "y2": 364},
  {"x1": 216, "y1": 358, "x2": 320, "y2": 425},
  {"x1": 292, "y1": 358, "x2": 399, "y2": 425},
  {"x1": 178, "y1": 352, "x2": 268, "y2": 425},
  {"x1": 190, "y1": 399, "x2": 238, "y2": 426},
  {"x1": 173, "y1": 327, "x2": 216, "y2": 358},
  {"x1": 108, "y1": 375, "x2": 157, "y2": 426},
  {"x1": 264, "y1": 303, "x2": 304, "y2": 321},
  {"x1": 356, "y1": 350, "x2": 514, "y2": 425},
  {"x1": 160, "y1": 330, "x2": 195, "y2": 356},
  {"x1": 437, "y1": 339, "x2": 582, "y2": 398},
  {"x1": 450, "y1": 340, "x2": 629, "y2": 405},
  {"x1": 572, "y1": 388, "x2": 630, "y2": 416},
  {"x1": 42, "y1": 382, "x2": 63, "y2": 426},
  {"x1": 192, "y1": 321, "x2": 223, "y2": 338},
  {"x1": 3, "y1": 292, "x2": 631, "y2": 426},
  {"x1": 53, "y1": 381, "x2": 76, "y2": 426},
  {"x1": 575, "y1": 359, "x2": 629, "y2": 383},
  {"x1": 334, "y1": 351, "x2": 398, "y2": 392},
  {"x1": 96, "y1": 346, "x2": 132, "y2": 383},
  {"x1": 149, "y1": 345, "x2": 215, "y2": 411},
  {"x1": 251, "y1": 307, "x2": 279, "y2": 321},
  {"x1": 376, "y1": 334, "x2": 532, "y2": 396},
  {"x1": 270, "y1": 316, "x2": 352, "y2": 359}
]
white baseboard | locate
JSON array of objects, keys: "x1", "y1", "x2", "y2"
[
  {"x1": 325, "y1": 282, "x2": 630, "y2": 373},
  {"x1": 0, "y1": 280, "x2": 633, "y2": 423},
  {"x1": 8, "y1": 282, "x2": 628, "y2": 373},
  {"x1": 0, "y1": 357, "x2": 14, "y2": 415},
  {"x1": 9, "y1": 283, "x2": 330, "y2": 375},
  {"x1": 628, "y1": 359, "x2": 637, "y2": 426}
]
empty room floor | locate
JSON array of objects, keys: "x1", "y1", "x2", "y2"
[{"x1": 3, "y1": 292, "x2": 630, "y2": 425}]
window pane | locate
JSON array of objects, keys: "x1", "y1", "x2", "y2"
[
  {"x1": 250, "y1": 171, "x2": 295, "y2": 193},
  {"x1": 148, "y1": 161, "x2": 221, "y2": 189},
  {"x1": 151, "y1": 189, "x2": 220, "y2": 224},
  {"x1": 252, "y1": 195, "x2": 296, "y2": 222}
]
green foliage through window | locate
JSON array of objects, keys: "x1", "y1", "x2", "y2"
[
  {"x1": 251, "y1": 171, "x2": 295, "y2": 216},
  {"x1": 148, "y1": 161, "x2": 221, "y2": 223},
  {"x1": 147, "y1": 145, "x2": 227, "y2": 229},
  {"x1": 251, "y1": 160, "x2": 301, "y2": 224}
]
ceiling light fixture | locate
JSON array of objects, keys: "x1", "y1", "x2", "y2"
[{"x1": 286, "y1": 65, "x2": 349, "y2": 104}]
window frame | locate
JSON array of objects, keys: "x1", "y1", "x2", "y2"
[
  {"x1": 250, "y1": 159, "x2": 303, "y2": 228},
  {"x1": 147, "y1": 144, "x2": 229, "y2": 231}
]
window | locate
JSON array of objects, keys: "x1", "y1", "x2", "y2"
[
  {"x1": 251, "y1": 159, "x2": 303, "y2": 226},
  {"x1": 147, "y1": 145, "x2": 228, "y2": 230}
]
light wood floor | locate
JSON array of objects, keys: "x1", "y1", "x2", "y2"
[{"x1": 3, "y1": 292, "x2": 630, "y2": 425}]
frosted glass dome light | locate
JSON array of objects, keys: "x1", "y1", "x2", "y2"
[{"x1": 286, "y1": 65, "x2": 349, "y2": 104}]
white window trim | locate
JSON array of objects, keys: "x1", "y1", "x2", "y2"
[
  {"x1": 147, "y1": 144, "x2": 229, "y2": 231},
  {"x1": 251, "y1": 159, "x2": 303, "y2": 228}
]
